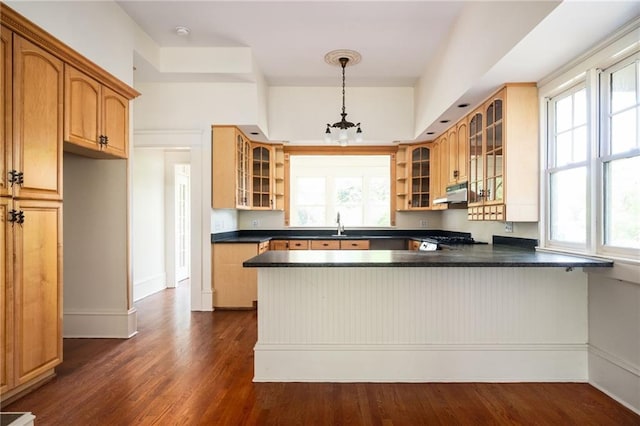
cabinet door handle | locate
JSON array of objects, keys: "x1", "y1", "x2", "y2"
[
  {"x1": 8, "y1": 209, "x2": 24, "y2": 224},
  {"x1": 9, "y1": 170, "x2": 24, "y2": 186}
]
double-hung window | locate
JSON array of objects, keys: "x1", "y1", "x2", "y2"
[
  {"x1": 544, "y1": 46, "x2": 640, "y2": 259},
  {"x1": 600, "y1": 53, "x2": 640, "y2": 253}
]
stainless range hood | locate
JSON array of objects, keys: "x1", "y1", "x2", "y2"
[{"x1": 433, "y1": 182, "x2": 468, "y2": 204}]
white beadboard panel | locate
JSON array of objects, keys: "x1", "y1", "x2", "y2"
[
  {"x1": 257, "y1": 267, "x2": 587, "y2": 346},
  {"x1": 254, "y1": 344, "x2": 588, "y2": 382}
]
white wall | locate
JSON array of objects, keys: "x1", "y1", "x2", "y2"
[
  {"x1": 63, "y1": 154, "x2": 134, "y2": 338},
  {"x1": 441, "y1": 209, "x2": 539, "y2": 242},
  {"x1": 268, "y1": 87, "x2": 414, "y2": 144},
  {"x1": 6, "y1": 1, "x2": 136, "y2": 86},
  {"x1": 587, "y1": 267, "x2": 640, "y2": 414},
  {"x1": 414, "y1": 1, "x2": 559, "y2": 137},
  {"x1": 132, "y1": 149, "x2": 166, "y2": 301}
]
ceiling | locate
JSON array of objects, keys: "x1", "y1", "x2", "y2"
[{"x1": 117, "y1": 1, "x2": 640, "y2": 140}]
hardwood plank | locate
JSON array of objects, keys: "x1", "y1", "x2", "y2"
[{"x1": 4, "y1": 284, "x2": 639, "y2": 425}]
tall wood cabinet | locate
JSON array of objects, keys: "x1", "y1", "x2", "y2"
[
  {"x1": 1, "y1": 4, "x2": 138, "y2": 403},
  {"x1": 64, "y1": 66, "x2": 129, "y2": 159},
  {"x1": 2, "y1": 30, "x2": 63, "y2": 401}
]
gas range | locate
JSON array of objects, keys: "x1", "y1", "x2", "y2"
[{"x1": 418, "y1": 235, "x2": 484, "y2": 251}]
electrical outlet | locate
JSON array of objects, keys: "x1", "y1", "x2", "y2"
[
  {"x1": 504, "y1": 221, "x2": 514, "y2": 233},
  {"x1": 419, "y1": 219, "x2": 428, "y2": 228},
  {"x1": 251, "y1": 219, "x2": 260, "y2": 228}
]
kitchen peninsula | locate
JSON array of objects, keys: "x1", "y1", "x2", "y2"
[{"x1": 244, "y1": 242, "x2": 612, "y2": 383}]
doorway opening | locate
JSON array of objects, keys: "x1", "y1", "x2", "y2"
[{"x1": 174, "y1": 164, "x2": 191, "y2": 286}]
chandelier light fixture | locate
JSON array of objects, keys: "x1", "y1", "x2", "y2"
[{"x1": 324, "y1": 49, "x2": 363, "y2": 146}]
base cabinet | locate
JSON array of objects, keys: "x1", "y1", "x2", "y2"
[
  {"x1": 1, "y1": 198, "x2": 62, "y2": 400},
  {"x1": 212, "y1": 243, "x2": 267, "y2": 308}
]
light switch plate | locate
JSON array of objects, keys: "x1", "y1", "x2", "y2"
[{"x1": 504, "y1": 221, "x2": 514, "y2": 233}]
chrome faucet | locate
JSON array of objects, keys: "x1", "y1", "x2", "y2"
[{"x1": 336, "y1": 212, "x2": 344, "y2": 236}]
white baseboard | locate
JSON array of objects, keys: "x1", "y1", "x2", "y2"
[
  {"x1": 589, "y1": 345, "x2": 640, "y2": 414},
  {"x1": 133, "y1": 273, "x2": 166, "y2": 302},
  {"x1": 63, "y1": 308, "x2": 138, "y2": 338},
  {"x1": 254, "y1": 343, "x2": 588, "y2": 382}
]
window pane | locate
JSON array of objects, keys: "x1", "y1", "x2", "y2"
[
  {"x1": 573, "y1": 125, "x2": 587, "y2": 163},
  {"x1": 556, "y1": 131, "x2": 572, "y2": 167},
  {"x1": 574, "y1": 89, "x2": 587, "y2": 126},
  {"x1": 611, "y1": 62, "x2": 637, "y2": 113},
  {"x1": 289, "y1": 155, "x2": 390, "y2": 227},
  {"x1": 605, "y1": 156, "x2": 640, "y2": 249},
  {"x1": 611, "y1": 108, "x2": 638, "y2": 154},
  {"x1": 556, "y1": 96, "x2": 572, "y2": 132},
  {"x1": 550, "y1": 167, "x2": 587, "y2": 243}
]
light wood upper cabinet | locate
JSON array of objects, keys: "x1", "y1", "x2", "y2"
[
  {"x1": 212, "y1": 126, "x2": 251, "y2": 209},
  {"x1": 448, "y1": 118, "x2": 468, "y2": 186},
  {"x1": 467, "y1": 84, "x2": 538, "y2": 221},
  {"x1": 212, "y1": 125, "x2": 279, "y2": 210},
  {"x1": 236, "y1": 131, "x2": 251, "y2": 209},
  {"x1": 64, "y1": 66, "x2": 129, "y2": 159},
  {"x1": 1, "y1": 27, "x2": 12, "y2": 198},
  {"x1": 407, "y1": 144, "x2": 431, "y2": 209},
  {"x1": 12, "y1": 35, "x2": 63, "y2": 201},
  {"x1": 251, "y1": 143, "x2": 273, "y2": 209}
]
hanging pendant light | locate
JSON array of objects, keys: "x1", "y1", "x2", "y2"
[{"x1": 324, "y1": 50, "x2": 363, "y2": 146}]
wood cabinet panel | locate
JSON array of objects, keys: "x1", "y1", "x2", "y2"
[
  {"x1": 13, "y1": 199, "x2": 62, "y2": 385},
  {"x1": 101, "y1": 86, "x2": 128, "y2": 158},
  {"x1": 212, "y1": 243, "x2": 259, "y2": 308},
  {"x1": 1, "y1": 28, "x2": 11, "y2": 198},
  {"x1": 13, "y1": 35, "x2": 63, "y2": 201},
  {"x1": 0, "y1": 198, "x2": 13, "y2": 394}
]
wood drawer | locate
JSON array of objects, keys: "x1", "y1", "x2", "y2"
[
  {"x1": 288, "y1": 240, "x2": 309, "y2": 250},
  {"x1": 310, "y1": 240, "x2": 340, "y2": 250},
  {"x1": 340, "y1": 240, "x2": 370, "y2": 250},
  {"x1": 269, "y1": 240, "x2": 289, "y2": 250},
  {"x1": 409, "y1": 240, "x2": 421, "y2": 250}
]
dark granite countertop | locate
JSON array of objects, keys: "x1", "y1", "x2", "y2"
[
  {"x1": 243, "y1": 244, "x2": 613, "y2": 268},
  {"x1": 211, "y1": 229, "x2": 471, "y2": 244}
]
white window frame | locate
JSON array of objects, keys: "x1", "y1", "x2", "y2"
[
  {"x1": 545, "y1": 82, "x2": 591, "y2": 252},
  {"x1": 539, "y1": 22, "x2": 640, "y2": 262},
  {"x1": 597, "y1": 52, "x2": 640, "y2": 259}
]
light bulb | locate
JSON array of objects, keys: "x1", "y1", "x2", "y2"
[{"x1": 339, "y1": 129, "x2": 348, "y2": 141}]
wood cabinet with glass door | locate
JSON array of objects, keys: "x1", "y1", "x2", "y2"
[
  {"x1": 64, "y1": 65, "x2": 129, "y2": 159},
  {"x1": 212, "y1": 125, "x2": 251, "y2": 209},
  {"x1": 467, "y1": 84, "x2": 538, "y2": 221},
  {"x1": 251, "y1": 143, "x2": 273, "y2": 210},
  {"x1": 407, "y1": 144, "x2": 431, "y2": 209}
]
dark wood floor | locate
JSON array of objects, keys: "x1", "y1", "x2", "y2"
[{"x1": 4, "y1": 284, "x2": 639, "y2": 425}]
